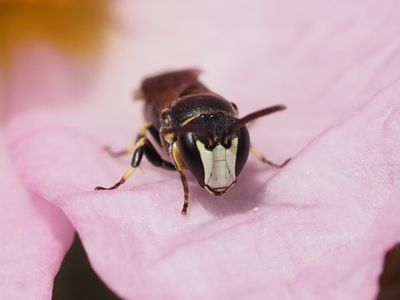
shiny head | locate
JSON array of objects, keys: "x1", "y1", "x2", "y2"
[{"x1": 161, "y1": 105, "x2": 286, "y2": 196}]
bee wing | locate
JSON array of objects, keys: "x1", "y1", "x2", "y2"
[{"x1": 136, "y1": 69, "x2": 207, "y2": 111}]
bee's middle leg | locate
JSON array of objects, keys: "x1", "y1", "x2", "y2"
[
  {"x1": 103, "y1": 122, "x2": 160, "y2": 158},
  {"x1": 95, "y1": 136, "x2": 175, "y2": 191},
  {"x1": 251, "y1": 147, "x2": 291, "y2": 168},
  {"x1": 143, "y1": 140, "x2": 175, "y2": 171},
  {"x1": 94, "y1": 137, "x2": 147, "y2": 191}
]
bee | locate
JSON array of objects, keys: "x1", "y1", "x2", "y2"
[{"x1": 95, "y1": 69, "x2": 289, "y2": 215}]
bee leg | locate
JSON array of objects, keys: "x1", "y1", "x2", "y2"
[
  {"x1": 143, "y1": 140, "x2": 175, "y2": 170},
  {"x1": 103, "y1": 123, "x2": 153, "y2": 158},
  {"x1": 178, "y1": 171, "x2": 190, "y2": 215},
  {"x1": 169, "y1": 142, "x2": 190, "y2": 215},
  {"x1": 94, "y1": 166, "x2": 135, "y2": 191},
  {"x1": 103, "y1": 144, "x2": 135, "y2": 158},
  {"x1": 95, "y1": 136, "x2": 176, "y2": 191},
  {"x1": 94, "y1": 137, "x2": 147, "y2": 191},
  {"x1": 147, "y1": 124, "x2": 162, "y2": 147},
  {"x1": 251, "y1": 147, "x2": 291, "y2": 168}
]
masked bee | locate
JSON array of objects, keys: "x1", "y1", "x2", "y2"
[{"x1": 95, "y1": 69, "x2": 289, "y2": 215}]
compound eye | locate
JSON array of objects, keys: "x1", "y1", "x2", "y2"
[
  {"x1": 178, "y1": 133, "x2": 205, "y2": 186},
  {"x1": 235, "y1": 126, "x2": 250, "y2": 176}
]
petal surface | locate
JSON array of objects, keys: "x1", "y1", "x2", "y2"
[
  {"x1": 0, "y1": 138, "x2": 74, "y2": 300},
  {"x1": 10, "y1": 77, "x2": 400, "y2": 299}
]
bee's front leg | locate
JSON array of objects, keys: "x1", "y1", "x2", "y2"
[
  {"x1": 169, "y1": 142, "x2": 191, "y2": 215},
  {"x1": 178, "y1": 171, "x2": 190, "y2": 215}
]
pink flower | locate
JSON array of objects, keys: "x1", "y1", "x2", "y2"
[{"x1": 1, "y1": 0, "x2": 400, "y2": 299}]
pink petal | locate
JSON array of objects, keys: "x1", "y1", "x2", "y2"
[
  {"x1": 266, "y1": 81, "x2": 400, "y2": 299},
  {"x1": 9, "y1": 78, "x2": 400, "y2": 299},
  {"x1": 0, "y1": 137, "x2": 74, "y2": 299}
]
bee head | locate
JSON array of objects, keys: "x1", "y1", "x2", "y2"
[
  {"x1": 162, "y1": 105, "x2": 285, "y2": 196},
  {"x1": 177, "y1": 113, "x2": 249, "y2": 195}
]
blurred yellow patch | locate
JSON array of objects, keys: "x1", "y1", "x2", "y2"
[{"x1": 0, "y1": 0, "x2": 113, "y2": 66}]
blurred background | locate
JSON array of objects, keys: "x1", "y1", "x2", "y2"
[
  {"x1": 1, "y1": 2, "x2": 120, "y2": 298},
  {"x1": 0, "y1": 0, "x2": 113, "y2": 119}
]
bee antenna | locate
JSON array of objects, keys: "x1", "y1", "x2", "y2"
[{"x1": 227, "y1": 105, "x2": 286, "y2": 134}]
